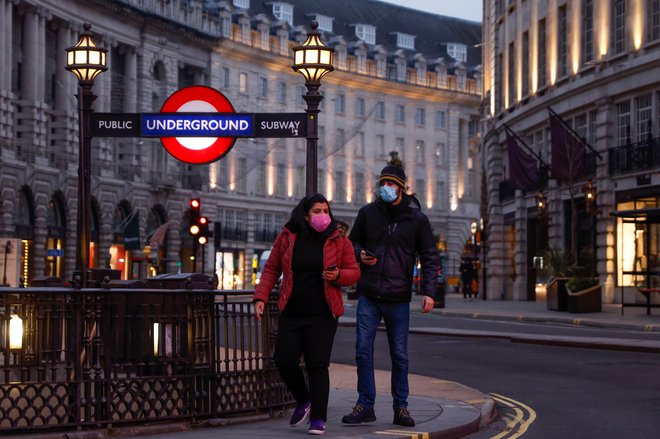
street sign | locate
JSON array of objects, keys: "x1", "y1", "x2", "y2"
[
  {"x1": 159, "y1": 86, "x2": 237, "y2": 164},
  {"x1": 88, "y1": 86, "x2": 308, "y2": 164}
]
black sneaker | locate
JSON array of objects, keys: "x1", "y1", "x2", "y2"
[
  {"x1": 341, "y1": 404, "x2": 377, "y2": 424},
  {"x1": 393, "y1": 407, "x2": 415, "y2": 427}
]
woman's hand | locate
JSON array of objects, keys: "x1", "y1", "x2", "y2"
[
  {"x1": 360, "y1": 250, "x2": 377, "y2": 266},
  {"x1": 254, "y1": 300, "x2": 265, "y2": 321},
  {"x1": 322, "y1": 267, "x2": 340, "y2": 282}
]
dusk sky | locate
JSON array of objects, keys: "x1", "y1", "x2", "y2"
[{"x1": 378, "y1": 0, "x2": 483, "y2": 22}]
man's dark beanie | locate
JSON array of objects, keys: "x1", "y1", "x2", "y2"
[{"x1": 379, "y1": 165, "x2": 406, "y2": 188}]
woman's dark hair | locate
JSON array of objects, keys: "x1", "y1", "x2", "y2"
[{"x1": 285, "y1": 193, "x2": 334, "y2": 234}]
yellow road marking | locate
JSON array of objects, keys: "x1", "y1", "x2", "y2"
[
  {"x1": 644, "y1": 324, "x2": 655, "y2": 331},
  {"x1": 572, "y1": 319, "x2": 582, "y2": 325},
  {"x1": 489, "y1": 393, "x2": 537, "y2": 439}
]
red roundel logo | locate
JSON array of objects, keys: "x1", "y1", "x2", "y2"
[{"x1": 160, "y1": 86, "x2": 236, "y2": 164}]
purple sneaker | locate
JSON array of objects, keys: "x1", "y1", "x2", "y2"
[
  {"x1": 308, "y1": 419, "x2": 326, "y2": 435},
  {"x1": 290, "y1": 401, "x2": 311, "y2": 427}
]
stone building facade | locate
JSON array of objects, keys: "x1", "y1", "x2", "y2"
[
  {"x1": 482, "y1": 0, "x2": 660, "y2": 302},
  {"x1": 0, "y1": 0, "x2": 482, "y2": 288}
]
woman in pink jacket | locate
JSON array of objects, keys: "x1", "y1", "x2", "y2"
[{"x1": 253, "y1": 193, "x2": 360, "y2": 435}]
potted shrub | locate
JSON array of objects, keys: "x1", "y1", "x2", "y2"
[
  {"x1": 566, "y1": 261, "x2": 602, "y2": 313},
  {"x1": 543, "y1": 247, "x2": 574, "y2": 311}
]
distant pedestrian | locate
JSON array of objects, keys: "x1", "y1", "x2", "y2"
[
  {"x1": 459, "y1": 256, "x2": 475, "y2": 301},
  {"x1": 253, "y1": 194, "x2": 360, "y2": 435},
  {"x1": 342, "y1": 163, "x2": 438, "y2": 428}
]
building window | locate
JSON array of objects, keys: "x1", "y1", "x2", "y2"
[
  {"x1": 447, "y1": 43, "x2": 467, "y2": 62},
  {"x1": 335, "y1": 171, "x2": 345, "y2": 201},
  {"x1": 435, "y1": 142, "x2": 445, "y2": 165},
  {"x1": 583, "y1": 0, "x2": 594, "y2": 64},
  {"x1": 522, "y1": 31, "x2": 529, "y2": 97},
  {"x1": 616, "y1": 101, "x2": 631, "y2": 146},
  {"x1": 259, "y1": 77, "x2": 268, "y2": 98},
  {"x1": 415, "y1": 179, "x2": 425, "y2": 203},
  {"x1": 558, "y1": 5, "x2": 568, "y2": 77},
  {"x1": 356, "y1": 131, "x2": 365, "y2": 157},
  {"x1": 279, "y1": 33, "x2": 289, "y2": 56},
  {"x1": 396, "y1": 104, "x2": 405, "y2": 124},
  {"x1": 397, "y1": 33, "x2": 415, "y2": 50},
  {"x1": 239, "y1": 72, "x2": 248, "y2": 93},
  {"x1": 416, "y1": 108, "x2": 426, "y2": 126},
  {"x1": 233, "y1": 0, "x2": 249, "y2": 8},
  {"x1": 376, "y1": 101, "x2": 385, "y2": 120},
  {"x1": 278, "y1": 81, "x2": 286, "y2": 103},
  {"x1": 355, "y1": 172, "x2": 364, "y2": 204},
  {"x1": 240, "y1": 21, "x2": 250, "y2": 44},
  {"x1": 257, "y1": 161, "x2": 268, "y2": 195},
  {"x1": 296, "y1": 166, "x2": 304, "y2": 198},
  {"x1": 276, "y1": 163, "x2": 286, "y2": 196},
  {"x1": 377, "y1": 134, "x2": 385, "y2": 157},
  {"x1": 613, "y1": 0, "x2": 627, "y2": 54},
  {"x1": 416, "y1": 141, "x2": 425, "y2": 163},
  {"x1": 237, "y1": 158, "x2": 247, "y2": 192},
  {"x1": 396, "y1": 137, "x2": 405, "y2": 159},
  {"x1": 316, "y1": 14, "x2": 333, "y2": 33},
  {"x1": 650, "y1": 0, "x2": 660, "y2": 41},
  {"x1": 538, "y1": 18, "x2": 547, "y2": 88},
  {"x1": 435, "y1": 110, "x2": 446, "y2": 129},
  {"x1": 260, "y1": 28, "x2": 269, "y2": 50},
  {"x1": 355, "y1": 24, "x2": 376, "y2": 44},
  {"x1": 222, "y1": 67, "x2": 230, "y2": 89},
  {"x1": 336, "y1": 128, "x2": 345, "y2": 153},
  {"x1": 435, "y1": 181, "x2": 446, "y2": 209},
  {"x1": 574, "y1": 114, "x2": 588, "y2": 140},
  {"x1": 272, "y1": 3, "x2": 294, "y2": 26},
  {"x1": 336, "y1": 93, "x2": 345, "y2": 114},
  {"x1": 221, "y1": 16, "x2": 231, "y2": 38},
  {"x1": 356, "y1": 97, "x2": 365, "y2": 117},
  {"x1": 636, "y1": 94, "x2": 653, "y2": 142}
]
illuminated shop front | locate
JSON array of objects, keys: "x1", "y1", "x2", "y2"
[
  {"x1": 110, "y1": 202, "x2": 140, "y2": 280},
  {"x1": 14, "y1": 186, "x2": 34, "y2": 286},
  {"x1": 45, "y1": 193, "x2": 66, "y2": 278},
  {"x1": 215, "y1": 249, "x2": 245, "y2": 290}
]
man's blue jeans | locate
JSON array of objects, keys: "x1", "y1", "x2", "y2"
[{"x1": 355, "y1": 295, "x2": 410, "y2": 410}]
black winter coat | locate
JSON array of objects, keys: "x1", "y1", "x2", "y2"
[{"x1": 349, "y1": 195, "x2": 438, "y2": 303}]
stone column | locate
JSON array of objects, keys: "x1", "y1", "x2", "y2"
[
  {"x1": 485, "y1": 129, "x2": 507, "y2": 300},
  {"x1": 21, "y1": 8, "x2": 39, "y2": 102},
  {"x1": 55, "y1": 23, "x2": 72, "y2": 112},
  {"x1": 124, "y1": 47, "x2": 137, "y2": 112},
  {"x1": 512, "y1": 193, "x2": 528, "y2": 300},
  {"x1": 0, "y1": 0, "x2": 6, "y2": 91}
]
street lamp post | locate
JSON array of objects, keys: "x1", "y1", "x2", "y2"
[
  {"x1": 65, "y1": 23, "x2": 107, "y2": 288},
  {"x1": 292, "y1": 21, "x2": 334, "y2": 196}
]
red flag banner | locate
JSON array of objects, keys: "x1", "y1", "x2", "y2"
[
  {"x1": 549, "y1": 111, "x2": 586, "y2": 181},
  {"x1": 506, "y1": 130, "x2": 541, "y2": 191}
]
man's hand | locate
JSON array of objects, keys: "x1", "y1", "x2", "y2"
[
  {"x1": 360, "y1": 250, "x2": 377, "y2": 266},
  {"x1": 421, "y1": 296, "x2": 434, "y2": 313},
  {"x1": 254, "y1": 300, "x2": 265, "y2": 321}
]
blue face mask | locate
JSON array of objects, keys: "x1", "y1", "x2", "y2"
[{"x1": 380, "y1": 185, "x2": 399, "y2": 203}]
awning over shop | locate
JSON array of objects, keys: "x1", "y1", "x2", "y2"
[
  {"x1": 148, "y1": 221, "x2": 170, "y2": 248},
  {"x1": 610, "y1": 208, "x2": 660, "y2": 222}
]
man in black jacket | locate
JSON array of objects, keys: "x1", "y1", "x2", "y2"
[{"x1": 342, "y1": 164, "x2": 438, "y2": 428}]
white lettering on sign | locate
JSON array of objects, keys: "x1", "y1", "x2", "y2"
[
  {"x1": 99, "y1": 120, "x2": 133, "y2": 129},
  {"x1": 145, "y1": 119, "x2": 249, "y2": 131},
  {"x1": 260, "y1": 120, "x2": 301, "y2": 136}
]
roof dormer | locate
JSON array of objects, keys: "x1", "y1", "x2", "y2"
[
  {"x1": 446, "y1": 42, "x2": 467, "y2": 62},
  {"x1": 396, "y1": 32, "x2": 415, "y2": 50},
  {"x1": 354, "y1": 24, "x2": 376, "y2": 45},
  {"x1": 233, "y1": 0, "x2": 249, "y2": 9},
  {"x1": 271, "y1": 2, "x2": 294, "y2": 27},
  {"x1": 314, "y1": 14, "x2": 333, "y2": 33}
]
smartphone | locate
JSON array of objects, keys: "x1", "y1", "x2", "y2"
[
  {"x1": 363, "y1": 250, "x2": 376, "y2": 258},
  {"x1": 326, "y1": 264, "x2": 337, "y2": 271}
]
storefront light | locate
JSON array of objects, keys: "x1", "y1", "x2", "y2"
[{"x1": 9, "y1": 314, "x2": 23, "y2": 350}]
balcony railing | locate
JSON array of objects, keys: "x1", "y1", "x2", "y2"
[
  {"x1": 0, "y1": 285, "x2": 291, "y2": 432},
  {"x1": 609, "y1": 137, "x2": 660, "y2": 176}
]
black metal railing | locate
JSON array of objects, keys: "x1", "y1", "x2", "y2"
[
  {"x1": 0, "y1": 286, "x2": 290, "y2": 432},
  {"x1": 609, "y1": 137, "x2": 660, "y2": 175}
]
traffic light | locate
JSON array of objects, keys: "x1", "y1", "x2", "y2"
[
  {"x1": 198, "y1": 216, "x2": 209, "y2": 245},
  {"x1": 189, "y1": 198, "x2": 201, "y2": 236}
]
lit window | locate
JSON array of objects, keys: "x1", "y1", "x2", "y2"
[
  {"x1": 446, "y1": 43, "x2": 467, "y2": 62},
  {"x1": 355, "y1": 24, "x2": 376, "y2": 45},
  {"x1": 397, "y1": 33, "x2": 415, "y2": 50},
  {"x1": 316, "y1": 14, "x2": 333, "y2": 33},
  {"x1": 272, "y1": 3, "x2": 294, "y2": 26},
  {"x1": 239, "y1": 72, "x2": 248, "y2": 93}
]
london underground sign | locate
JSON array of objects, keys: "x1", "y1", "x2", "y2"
[{"x1": 90, "y1": 86, "x2": 307, "y2": 164}]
